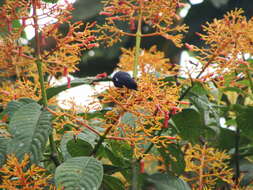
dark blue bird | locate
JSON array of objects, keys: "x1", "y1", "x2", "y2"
[{"x1": 112, "y1": 71, "x2": 137, "y2": 90}]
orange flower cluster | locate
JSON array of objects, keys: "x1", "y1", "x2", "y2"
[
  {"x1": 183, "y1": 144, "x2": 233, "y2": 190},
  {"x1": 118, "y1": 46, "x2": 179, "y2": 76},
  {"x1": 0, "y1": 154, "x2": 53, "y2": 190},
  {"x1": 0, "y1": 0, "x2": 98, "y2": 78},
  {"x1": 98, "y1": 0, "x2": 188, "y2": 47},
  {"x1": 41, "y1": 21, "x2": 98, "y2": 76},
  {"x1": 0, "y1": 78, "x2": 57, "y2": 108},
  {"x1": 185, "y1": 9, "x2": 253, "y2": 87},
  {"x1": 100, "y1": 73, "x2": 182, "y2": 157}
]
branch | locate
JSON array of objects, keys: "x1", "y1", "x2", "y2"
[{"x1": 32, "y1": 0, "x2": 60, "y2": 166}]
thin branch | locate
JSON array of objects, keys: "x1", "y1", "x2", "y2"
[
  {"x1": 234, "y1": 126, "x2": 240, "y2": 185},
  {"x1": 32, "y1": 0, "x2": 60, "y2": 166},
  {"x1": 90, "y1": 126, "x2": 112, "y2": 156},
  {"x1": 133, "y1": 4, "x2": 142, "y2": 78}
]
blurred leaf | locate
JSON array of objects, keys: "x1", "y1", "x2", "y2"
[
  {"x1": 158, "y1": 144, "x2": 185, "y2": 175},
  {"x1": 67, "y1": 139, "x2": 93, "y2": 157},
  {"x1": 172, "y1": 109, "x2": 204, "y2": 143},
  {"x1": 143, "y1": 173, "x2": 191, "y2": 190},
  {"x1": 190, "y1": 82, "x2": 208, "y2": 96},
  {"x1": 121, "y1": 112, "x2": 137, "y2": 128},
  {"x1": 42, "y1": 0, "x2": 59, "y2": 3},
  {"x1": 216, "y1": 128, "x2": 236, "y2": 150},
  {"x1": 209, "y1": 0, "x2": 229, "y2": 8},
  {"x1": 232, "y1": 159, "x2": 253, "y2": 186},
  {"x1": 101, "y1": 175, "x2": 125, "y2": 190},
  {"x1": 235, "y1": 105, "x2": 253, "y2": 139},
  {"x1": 71, "y1": 0, "x2": 103, "y2": 21}
]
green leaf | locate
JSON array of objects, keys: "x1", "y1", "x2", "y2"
[
  {"x1": 101, "y1": 175, "x2": 125, "y2": 190},
  {"x1": 158, "y1": 144, "x2": 185, "y2": 175},
  {"x1": 172, "y1": 109, "x2": 204, "y2": 143},
  {"x1": 103, "y1": 164, "x2": 122, "y2": 175},
  {"x1": 143, "y1": 173, "x2": 191, "y2": 190},
  {"x1": 60, "y1": 133, "x2": 73, "y2": 160},
  {"x1": 0, "y1": 136, "x2": 9, "y2": 166},
  {"x1": 67, "y1": 139, "x2": 93, "y2": 157},
  {"x1": 7, "y1": 102, "x2": 52, "y2": 164},
  {"x1": 85, "y1": 109, "x2": 108, "y2": 120},
  {"x1": 190, "y1": 82, "x2": 208, "y2": 96},
  {"x1": 5, "y1": 98, "x2": 37, "y2": 119},
  {"x1": 104, "y1": 142, "x2": 132, "y2": 180},
  {"x1": 216, "y1": 128, "x2": 236, "y2": 150},
  {"x1": 121, "y1": 112, "x2": 138, "y2": 128},
  {"x1": 60, "y1": 130, "x2": 98, "y2": 160},
  {"x1": 189, "y1": 93, "x2": 220, "y2": 128},
  {"x1": 235, "y1": 105, "x2": 253, "y2": 139},
  {"x1": 55, "y1": 156, "x2": 103, "y2": 190}
]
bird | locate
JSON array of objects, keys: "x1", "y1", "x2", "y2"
[{"x1": 112, "y1": 71, "x2": 137, "y2": 90}]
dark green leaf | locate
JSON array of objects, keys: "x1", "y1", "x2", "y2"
[
  {"x1": 104, "y1": 142, "x2": 132, "y2": 180},
  {"x1": 60, "y1": 130, "x2": 98, "y2": 160},
  {"x1": 101, "y1": 175, "x2": 125, "y2": 190},
  {"x1": 172, "y1": 109, "x2": 204, "y2": 143},
  {"x1": 103, "y1": 164, "x2": 123, "y2": 175},
  {"x1": 67, "y1": 139, "x2": 93, "y2": 157},
  {"x1": 235, "y1": 105, "x2": 253, "y2": 139},
  {"x1": 216, "y1": 128, "x2": 236, "y2": 150}
]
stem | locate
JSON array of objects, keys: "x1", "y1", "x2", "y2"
[
  {"x1": 32, "y1": 0, "x2": 60, "y2": 166},
  {"x1": 133, "y1": 3, "x2": 143, "y2": 78},
  {"x1": 49, "y1": 134, "x2": 61, "y2": 166},
  {"x1": 90, "y1": 127, "x2": 112, "y2": 156},
  {"x1": 198, "y1": 144, "x2": 206, "y2": 190},
  {"x1": 234, "y1": 126, "x2": 240, "y2": 185},
  {"x1": 36, "y1": 60, "x2": 48, "y2": 105},
  {"x1": 131, "y1": 158, "x2": 138, "y2": 190}
]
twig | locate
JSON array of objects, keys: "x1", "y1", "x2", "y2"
[{"x1": 90, "y1": 126, "x2": 112, "y2": 156}]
